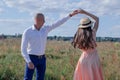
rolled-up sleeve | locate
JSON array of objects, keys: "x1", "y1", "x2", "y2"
[
  {"x1": 21, "y1": 30, "x2": 31, "y2": 63},
  {"x1": 45, "y1": 15, "x2": 70, "y2": 33}
]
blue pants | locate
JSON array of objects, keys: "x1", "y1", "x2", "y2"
[{"x1": 24, "y1": 55, "x2": 46, "y2": 80}]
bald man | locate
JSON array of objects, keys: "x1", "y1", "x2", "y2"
[{"x1": 21, "y1": 10, "x2": 79, "y2": 80}]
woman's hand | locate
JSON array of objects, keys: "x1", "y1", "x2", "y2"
[
  {"x1": 69, "y1": 9, "x2": 87, "y2": 17},
  {"x1": 69, "y1": 10, "x2": 80, "y2": 17},
  {"x1": 78, "y1": 8, "x2": 86, "y2": 14}
]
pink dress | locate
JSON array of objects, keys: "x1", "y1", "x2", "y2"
[{"x1": 73, "y1": 30, "x2": 103, "y2": 80}]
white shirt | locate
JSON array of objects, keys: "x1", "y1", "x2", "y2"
[{"x1": 21, "y1": 15, "x2": 70, "y2": 63}]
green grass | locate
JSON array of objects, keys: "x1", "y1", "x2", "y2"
[{"x1": 0, "y1": 38, "x2": 120, "y2": 80}]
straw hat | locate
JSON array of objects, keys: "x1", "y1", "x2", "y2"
[{"x1": 78, "y1": 17, "x2": 93, "y2": 28}]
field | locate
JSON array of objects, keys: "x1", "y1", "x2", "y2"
[{"x1": 0, "y1": 38, "x2": 120, "y2": 80}]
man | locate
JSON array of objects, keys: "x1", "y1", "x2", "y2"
[{"x1": 21, "y1": 10, "x2": 79, "y2": 80}]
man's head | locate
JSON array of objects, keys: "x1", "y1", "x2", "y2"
[{"x1": 34, "y1": 13, "x2": 45, "y2": 29}]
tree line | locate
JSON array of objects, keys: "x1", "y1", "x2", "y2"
[{"x1": 0, "y1": 34, "x2": 120, "y2": 42}]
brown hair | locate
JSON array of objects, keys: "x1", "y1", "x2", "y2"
[{"x1": 71, "y1": 27, "x2": 97, "y2": 50}]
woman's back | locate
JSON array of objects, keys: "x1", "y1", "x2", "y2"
[
  {"x1": 72, "y1": 27, "x2": 97, "y2": 50},
  {"x1": 73, "y1": 9, "x2": 103, "y2": 80},
  {"x1": 73, "y1": 32, "x2": 103, "y2": 80}
]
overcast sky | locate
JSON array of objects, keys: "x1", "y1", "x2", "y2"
[{"x1": 0, "y1": 0, "x2": 120, "y2": 37}]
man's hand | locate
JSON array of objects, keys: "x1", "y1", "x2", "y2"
[
  {"x1": 28, "y1": 62, "x2": 34, "y2": 69},
  {"x1": 69, "y1": 10, "x2": 80, "y2": 17}
]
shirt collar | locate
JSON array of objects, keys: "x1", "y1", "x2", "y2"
[
  {"x1": 32, "y1": 25, "x2": 45, "y2": 31},
  {"x1": 32, "y1": 25, "x2": 36, "y2": 30}
]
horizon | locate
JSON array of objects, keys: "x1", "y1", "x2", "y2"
[{"x1": 1, "y1": 34, "x2": 120, "y2": 38}]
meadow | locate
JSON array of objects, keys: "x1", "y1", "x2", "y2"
[{"x1": 0, "y1": 38, "x2": 120, "y2": 80}]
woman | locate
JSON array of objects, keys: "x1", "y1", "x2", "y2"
[{"x1": 72, "y1": 9, "x2": 104, "y2": 80}]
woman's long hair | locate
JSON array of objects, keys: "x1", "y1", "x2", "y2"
[{"x1": 71, "y1": 27, "x2": 97, "y2": 50}]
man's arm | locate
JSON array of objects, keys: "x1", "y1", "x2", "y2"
[
  {"x1": 46, "y1": 15, "x2": 70, "y2": 32},
  {"x1": 45, "y1": 10, "x2": 79, "y2": 33},
  {"x1": 21, "y1": 30, "x2": 31, "y2": 63}
]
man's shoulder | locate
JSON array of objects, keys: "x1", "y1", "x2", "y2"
[
  {"x1": 25, "y1": 27, "x2": 32, "y2": 31},
  {"x1": 23, "y1": 26, "x2": 33, "y2": 34}
]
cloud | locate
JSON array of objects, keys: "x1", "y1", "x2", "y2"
[
  {"x1": 3, "y1": 0, "x2": 68, "y2": 15},
  {"x1": 69, "y1": 0, "x2": 120, "y2": 16},
  {"x1": 0, "y1": 0, "x2": 4, "y2": 13},
  {"x1": 0, "y1": 18, "x2": 33, "y2": 35},
  {"x1": 2, "y1": 0, "x2": 120, "y2": 17},
  {"x1": 1, "y1": 0, "x2": 120, "y2": 36},
  {"x1": 0, "y1": 18, "x2": 32, "y2": 22},
  {"x1": 0, "y1": 19, "x2": 32, "y2": 30},
  {"x1": 0, "y1": 8, "x2": 3, "y2": 13},
  {"x1": 98, "y1": 25, "x2": 120, "y2": 37},
  {"x1": 108, "y1": 25, "x2": 120, "y2": 37}
]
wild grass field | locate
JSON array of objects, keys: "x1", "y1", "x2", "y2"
[{"x1": 0, "y1": 38, "x2": 120, "y2": 80}]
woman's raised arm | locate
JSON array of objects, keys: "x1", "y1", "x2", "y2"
[{"x1": 78, "y1": 9, "x2": 99, "y2": 32}]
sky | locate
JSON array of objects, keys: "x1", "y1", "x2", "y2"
[{"x1": 0, "y1": 0, "x2": 120, "y2": 37}]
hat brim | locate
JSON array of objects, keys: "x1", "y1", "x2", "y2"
[{"x1": 78, "y1": 22, "x2": 93, "y2": 28}]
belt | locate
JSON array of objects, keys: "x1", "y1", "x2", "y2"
[{"x1": 29, "y1": 54, "x2": 45, "y2": 59}]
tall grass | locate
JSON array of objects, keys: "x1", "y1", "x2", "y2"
[{"x1": 0, "y1": 38, "x2": 120, "y2": 80}]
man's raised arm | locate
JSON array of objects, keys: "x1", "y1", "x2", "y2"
[{"x1": 45, "y1": 10, "x2": 80, "y2": 32}]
